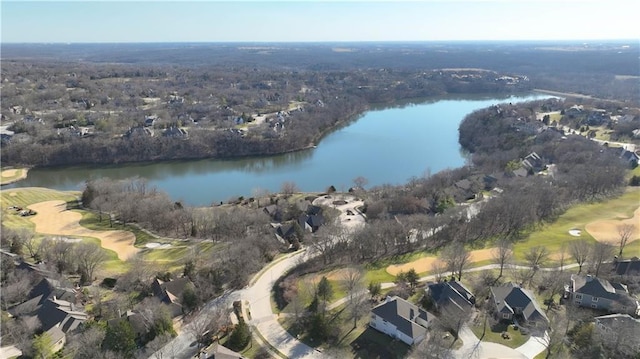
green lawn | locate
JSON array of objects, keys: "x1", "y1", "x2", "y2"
[
  {"x1": 470, "y1": 319, "x2": 529, "y2": 349},
  {"x1": 78, "y1": 210, "x2": 157, "y2": 246},
  {"x1": 512, "y1": 188, "x2": 640, "y2": 264},
  {"x1": 351, "y1": 327, "x2": 411, "y2": 359}
]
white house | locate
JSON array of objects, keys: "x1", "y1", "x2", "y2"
[{"x1": 369, "y1": 296, "x2": 432, "y2": 345}]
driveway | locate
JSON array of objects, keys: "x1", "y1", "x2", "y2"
[
  {"x1": 515, "y1": 332, "x2": 549, "y2": 359},
  {"x1": 456, "y1": 326, "x2": 528, "y2": 359}
]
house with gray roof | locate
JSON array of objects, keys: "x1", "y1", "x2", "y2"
[
  {"x1": 569, "y1": 274, "x2": 640, "y2": 315},
  {"x1": 612, "y1": 257, "x2": 640, "y2": 276},
  {"x1": 490, "y1": 283, "x2": 548, "y2": 330},
  {"x1": 369, "y1": 296, "x2": 433, "y2": 345},
  {"x1": 36, "y1": 297, "x2": 88, "y2": 333},
  {"x1": 426, "y1": 280, "x2": 475, "y2": 316},
  {"x1": 594, "y1": 314, "x2": 640, "y2": 357}
]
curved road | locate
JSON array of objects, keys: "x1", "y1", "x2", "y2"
[{"x1": 151, "y1": 194, "x2": 565, "y2": 359}]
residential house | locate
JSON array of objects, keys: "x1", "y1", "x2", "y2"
[
  {"x1": 46, "y1": 326, "x2": 66, "y2": 353},
  {"x1": 8, "y1": 277, "x2": 77, "y2": 317},
  {"x1": 203, "y1": 342, "x2": 245, "y2": 359},
  {"x1": 594, "y1": 314, "x2": 640, "y2": 357},
  {"x1": 565, "y1": 105, "x2": 584, "y2": 117},
  {"x1": 521, "y1": 152, "x2": 545, "y2": 173},
  {"x1": 490, "y1": 283, "x2": 549, "y2": 330},
  {"x1": 125, "y1": 126, "x2": 153, "y2": 138},
  {"x1": 151, "y1": 277, "x2": 193, "y2": 317},
  {"x1": 275, "y1": 223, "x2": 297, "y2": 244},
  {"x1": 162, "y1": 126, "x2": 188, "y2": 138},
  {"x1": 144, "y1": 115, "x2": 158, "y2": 127},
  {"x1": 619, "y1": 148, "x2": 640, "y2": 166},
  {"x1": 263, "y1": 204, "x2": 282, "y2": 221},
  {"x1": 36, "y1": 297, "x2": 88, "y2": 334},
  {"x1": 569, "y1": 274, "x2": 640, "y2": 315},
  {"x1": 107, "y1": 310, "x2": 151, "y2": 342},
  {"x1": 425, "y1": 280, "x2": 475, "y2": 316},
  {"x1": 511, "y1": 167, "x2": 529, "y2": 178},
  {"x1": 612, "y1": 257, "x2": 640, "y2": 276},
  {"x1": 297, "y1": 213, "x2": 324, "y2": 233},
  {"x1": 369, "y1": 296, "x2": 432, "y2": 345}
]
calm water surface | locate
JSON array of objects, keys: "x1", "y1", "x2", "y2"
[{"x1": 7, "y1": 93, "x2": 551, "y2": 205}]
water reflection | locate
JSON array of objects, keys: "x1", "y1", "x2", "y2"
[{"x1": 6, "y1": 93, "x2": 554, "y2": 205}]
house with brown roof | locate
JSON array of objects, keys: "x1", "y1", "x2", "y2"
[
  {"x1": 369, "y1": 296, "x2": 433, "y2": 345},
  {"x1": 151, "y1": 277, "x2": 194, "y2": 317}
]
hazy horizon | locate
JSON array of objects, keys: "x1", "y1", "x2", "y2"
[{"x1": 2, "y1": 1, "x2": 638, "y2": 43}]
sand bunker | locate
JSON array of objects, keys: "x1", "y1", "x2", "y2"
[
  {"x1": 585, "y1": 206, "x2": 640, "y2": 245},
  {"x1": 28, "y1": 200, "x2": 138, "y2": 261},
  {"x1": 145, "y1": 242, "x2": 173, "y2": 249},
  {"x1": 386, "y1": 248, "x2": 496, "y2": 276},
  {"x1": 1, "y1": 168, "x2": 28, "y2": 185}
]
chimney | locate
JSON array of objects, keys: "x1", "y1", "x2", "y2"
[{"x1": 586, "y1": 274, "x2": 593, "y2": 282}]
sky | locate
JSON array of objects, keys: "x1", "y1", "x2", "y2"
[{"x1": 1, "y1": 1, "x2": 639, "y2": 43}]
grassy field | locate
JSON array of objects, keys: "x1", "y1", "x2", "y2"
[
  {"x1": 512, "y1": 188, "x2": 640, "y2": 263},
  {"x1": 360, "y1": 187, "x2": 639, "y2": 284},
  {"x1": 78, "y1": 210, "x2": 157, "y2": 246}
]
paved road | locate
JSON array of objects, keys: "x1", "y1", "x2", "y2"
[
  {"x1": 152, "y1": 193, "x2": 565, "y2": 359},
  {"x1": 244, "y1": 249, "x2": 324, "y2": 359}
]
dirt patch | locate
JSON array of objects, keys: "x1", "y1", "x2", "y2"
[
  {"x1": 386, "y1": 248, "x2": 496, "y2": 276},
  {"x1": 9, "y1": 192, "x2": 17, "y2": 197},
  {"x1": 28, "y1": 200, "x2": 138, "y2": 260},
  {"x1": 585, "y1": 206, "x2": 640, "y2": 244},
  {"x1": 306, "y1": 268, "x2": 354, "y2": 283}
]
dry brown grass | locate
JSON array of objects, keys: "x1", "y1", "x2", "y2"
[
  {"x1": 28, "y1": 200, "x2": 139, "y2": 260},
  {"x1": 386, "y1": 248, "x2": 496, "y2": 276},
  {"x1": 585, "y1": 206, "x2": 640, "y2": 244}
]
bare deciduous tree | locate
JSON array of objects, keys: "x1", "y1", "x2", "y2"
[
  {"x1": 64, "y1": 325, "x2": 106, "y2": 359},
  {"x1": 569, "y1": 239, "x2": 590, "y2": 274},
  {"x1": 617, "y1": 223, "x2": 635, "y2": 257},
  {"x1": 280, "y1": 181, "x2": 298, "y2": 196},
  {"x1": 590, "y1": 242, "x2": 613, "y2": 276},
  {"x1": 75, "y1": 242, "x2": 107, "y2": 284},
  {"x1": 352, "y1": 176, "x2": 368, "y2": 191},
  {"x1": 492, "y1": 238, "x2": 513, "y2": 278},
  {"x1": 186, "y1": 305, "x2": 230, "y2": 353},
  {"x1": 441, "y1": 242, "x2": 470, "y2": 281},
  {"x1": 342, "y1": 267, "x2": 367, "y2": 328}
]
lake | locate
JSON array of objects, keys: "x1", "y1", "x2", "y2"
[{"x1": 6, "y1": 93, "x2": 552, "y2": 206}]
